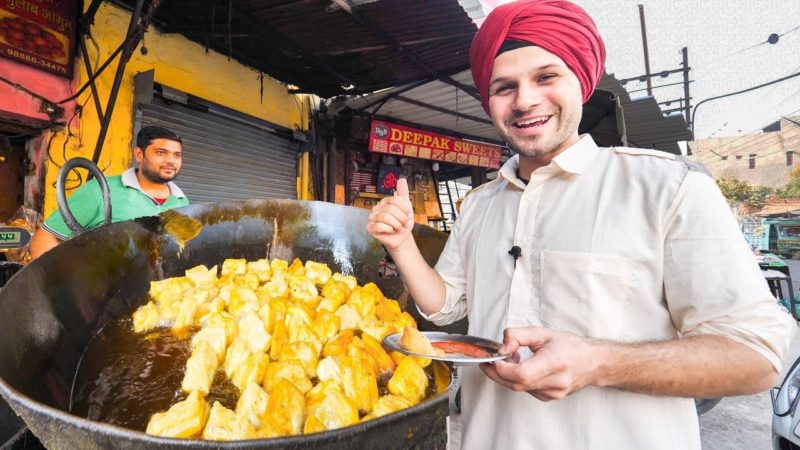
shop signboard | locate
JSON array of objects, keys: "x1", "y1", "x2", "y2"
[
  {"x1": 0, "y1": 0, "x2": 78, "y2": 78},
  {"x1": 368, "y1": 119, "x2": 502, "y2": 169}
]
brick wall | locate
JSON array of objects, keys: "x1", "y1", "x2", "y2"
[{"x1": 689, "y1": 116, "x2": 800, "y2": 188}]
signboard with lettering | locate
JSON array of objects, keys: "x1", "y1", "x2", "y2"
[
  {"x1": 368, "y1": 119, "x2": 502, "y2": 169},
  {"x1": 0, "y1": 0, "x2": 78, "y2": 77}
]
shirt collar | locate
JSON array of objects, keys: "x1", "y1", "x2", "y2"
[
  {"x1": 498, "y1": 134, "x2": 600, "y2": 187},
  {"x1": 121, "y1": 167, "x2": 186, "y2": 198}
]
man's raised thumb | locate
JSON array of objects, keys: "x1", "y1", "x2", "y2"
[{"x1": 395, "y1": 177, "x2": 410, "y2": 200}]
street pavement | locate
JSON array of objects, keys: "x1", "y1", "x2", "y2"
[{"x1": 699, "y1": 259, "x2": 800, "y2": 450}]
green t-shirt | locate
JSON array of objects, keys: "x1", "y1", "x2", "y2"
[{"x1": 43, "y1": 168, "x2": 189, "y2": 239}]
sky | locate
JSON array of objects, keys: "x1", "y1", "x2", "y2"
[{"x1": 477, "y1": 0, "x2": 800, "y2": 140}]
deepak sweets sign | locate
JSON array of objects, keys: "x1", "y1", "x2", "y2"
[
  {"x1": 368, "y1": 119, "x2": 502, "y2": 169},
  {"x1": 0, "y1": 0, "x2": 78, "y2": 77}
]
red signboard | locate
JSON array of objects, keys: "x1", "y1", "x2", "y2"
[
  {"x1": 368, "y1": 119, "x2": 502, "y2": 169},
  {"x1": 0, "y1": 0, "x2": 78, "y2": 78}
]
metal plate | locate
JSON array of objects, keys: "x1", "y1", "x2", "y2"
[{"x1": 383, "y1": 332, "x2": 510, "y2": 365}]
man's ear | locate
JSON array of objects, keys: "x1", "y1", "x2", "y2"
[{"x1": 133, "y1": 146, "x2": 144, "y2": 164}]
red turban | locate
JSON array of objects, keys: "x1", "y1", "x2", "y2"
[{"x1": 469, "y1": 0, "x2": 606, "y2": 113}]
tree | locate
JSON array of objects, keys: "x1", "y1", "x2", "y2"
[
  {"x1": 776, "y1": 166, "x2": 800, "y2": 198},
  {"x1": 716, "y1": 176, "x2": 772, "y2": 208},
  {"x1": 716, "y1": 176, "x2": 751, "y2": 202}
]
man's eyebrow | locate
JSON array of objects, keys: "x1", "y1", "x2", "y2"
[{"x1": 489, "y1": 63, "x2": 563, "y2": 85}]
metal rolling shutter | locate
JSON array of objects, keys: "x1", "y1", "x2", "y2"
[{"x1": 138, "y1": 99, "x2": 298, "y2": 203}]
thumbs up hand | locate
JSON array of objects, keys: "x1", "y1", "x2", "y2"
[{"x1": 366, "y1": 178, "x2": 415, "y2": 250}]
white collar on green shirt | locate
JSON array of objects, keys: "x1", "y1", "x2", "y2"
[{"x1": 121, "y1": 167, "x2": 187, "y2": 199}]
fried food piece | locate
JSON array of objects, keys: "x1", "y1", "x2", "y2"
[
  {"x1": 132, "y1": 301, "x2": 160, "y2": 333},
  {"x1": 224, "y1": 338, "x2": 252, "y2": 379},
  {"x1": 304, "y1": 260, "x2": 332, "y2": 286},
  {"x1": 389, "y1": 350, "x2": 431, "y2": 368},
  {"x1": 221, "y1": 258, "x2": 247, "y2": 277},
  {"x1": 393, "y1": 312, "x2": 417, "y2": 332},
  {"x1": 149, "y1": 276, "x2": 192, "y2": 305},
  {"x1": 287, "y1": 322, "x2": 322, "y2": 354},
  {"x1": 388, "y1": 357, "x2": 429, "y2": 404},
  {"x1": 263, "y1": 378, "x2": 306, "y2": 436},
  {"x1": 315, "y1": 356, "x2": 342, "y2": 384},
  {"x1": 332, "y1": 273, "x2": 357, "y2": 291},
  {"x1": 287, "y1": 257, "x2": 305, "y2": 276},
  {"x1": 346, "y1": 287, "x2": 376, "y2": 319},
  {"x1": 263, "y1": 359, "x2": 313, "y2": 394},
  {"x1": 246, "y1": 259, "x2": 272, "y2": 283},
  {"x1": 322, "y1": 329, "x2": 354, "y2": 358},
  {"x1": 432, "y1": 361, "x2": 452, "y2": 395},
  {"x1": 375, "y1": 298, "x2": 402, "y2": 322},
  {"x1": 202, "y1": 401, "x2": 256, "y2": 441},
  {"x1": 196, "y1": 297, "x2": 226, "y2": 324},
  {"x1": 398, "y1": 326, "x2": 444, "y2": 357},
  {"x1": 304, "y1": 380, "x2": 359, "y2": 433},
  {"x1": 191, "y1": 327, "x2": 228, "y2": 362},
  {"x1": 339, "y1": 355, "x2": 379, "y2": 413},
  {"x1": 181, "y1": 340, "x2": 219, "y2": 395},
  {"x1": 231, "y1": 351, "x2": 269, "y2": 391},
  {"x1": 235, "y1": 272, "x2": 260, "y2": 291},
  {"x1": 361, "y1": 333, "x2": 396, "y2": 374},
  {"x1": 321, "y1": 279, "x2": 350, "y2": 307},
  {"x1": 185, "y1": 264, "x2": 218, "y2": 288},
  {"x1": 270, "y1": 258, "x2": 289, "y2": 274},
  {"x1": 358, "y1": 316, "x2": 396, "y2": 342},
  {"x1": 145, "y1": 391, "x2": 209, "y2": 438},
  {"x1": 238, "y1": 312, "x2": 271, "y2": 354},
  {"x1": 279, "y1": 341, "x2": 320, "y2": 378},
  {"x1": 269, "y1": 321, "x2": 289, "y2": 361},
  {"x1": 201, "y1": 311, "x2": 238, "y2": 346},
  {"x1": 334, "y1": 304, "x2": 361, "y2": 330},
  {"x1": 289, "y1": 275, "x2": 319, "y2": 307},
  {"x1": 346, "y1": 337, "x2": 381, "y2": 375},
  {"x1": 311, "y1": 310, "x2": 340, "y2": 344},
  {"x1": 228, "y1": 288, "x2": 259, "y2": 319},
  {"x1": 284, "y1": 304, "x2": 315, "y2": 329},
  {"x1": 172, "y1": 296, "x2": 201, "y2": 332},
  {"x1": 263, "y1": 271, "x2": 289, "y2": 299},
  {"x1": 236, "y1": 382, "x2": 270, "y2": 429},
  {"x1": 362, "y1": 395, "x2": 414, "y2": 421}
]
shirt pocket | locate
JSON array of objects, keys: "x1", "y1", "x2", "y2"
[{"x1": 540, "y1": 250, "x2": 643, "y2": 340}]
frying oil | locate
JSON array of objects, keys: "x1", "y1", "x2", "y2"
[{"x1": 70, "y1": 317, "x2": 447, "y2": 431}]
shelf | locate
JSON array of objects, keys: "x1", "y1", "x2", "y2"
[{"x1": 357, "y1": 192, "x2": 389, "y2": 199}]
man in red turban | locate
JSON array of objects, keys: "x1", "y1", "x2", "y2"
[
  {"x1": 470, "y1": 0, "x2": 606, "y2": 113},
  {"x1": 367, "y1": 1, "x2": 794, "y2": 448}
]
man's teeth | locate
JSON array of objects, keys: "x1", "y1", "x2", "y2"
[{"x1": 515, "y1": 117, "x2": 549, "y2": 127}]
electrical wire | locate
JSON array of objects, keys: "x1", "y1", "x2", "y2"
[
  {"x1": 716, "y1": 23, "x2": 800, "y2": 61},
  {"x1": 696, "y1": 106, "x2": 800, "y2": 165}
]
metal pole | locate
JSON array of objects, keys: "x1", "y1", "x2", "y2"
[
  {"x1": 89, "y1": 0, "x2": 153, "y2": 166},
  {"x1": 638, "y1": 4, "x2": 653, "y2": 96},
  {"x1": 79, "y1": 36, "x2": 105, "y2": 123},
  {"x1": 682, "y1": 47, "x2": 692, "y2": 131}
]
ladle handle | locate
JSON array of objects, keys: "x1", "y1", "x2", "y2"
[{"x1": 56, "y1": 157, "x2": 112, "y2": 236}]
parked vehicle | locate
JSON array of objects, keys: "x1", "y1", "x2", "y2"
[
  {"x1": 771, "y1": 355, "x2": 800, "y2": 449},
  {"x1": 760, "y1": 219, "x2": 800, "y2": 260}
]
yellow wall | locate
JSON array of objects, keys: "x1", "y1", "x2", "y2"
[{"x1": 43, "y1": 2, "x2": 308, "y2": 215}]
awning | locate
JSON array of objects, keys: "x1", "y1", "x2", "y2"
[{"x1": 112, "y1": 0, "x2": 478, "y2": 98}]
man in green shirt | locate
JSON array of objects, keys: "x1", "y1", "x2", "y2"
[{"x1": 29, "y1": 126, "x2": 189, "y2": 259}]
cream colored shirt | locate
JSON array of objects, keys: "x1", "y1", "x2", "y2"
[{"x1": 421, "y1": 135, "x2": 796, "y2": 450}]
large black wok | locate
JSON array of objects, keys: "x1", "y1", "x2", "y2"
[{"x1": 0, "y1": 199, "x2": 464, "y2": 450}]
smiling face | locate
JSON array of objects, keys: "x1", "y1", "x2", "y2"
[
  {"x1": 134, "y1": 138, "x2": 183, "y2": 184},
  {"x1": 488, "y1": 45, "x2": 583, "y2": 161}
]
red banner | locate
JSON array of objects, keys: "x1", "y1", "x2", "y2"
[
  {"x1": 0, "y1": 0, "x2": 78, "y2": 78},
  {"x1": 368, "y1": 119, "x2": 502, "y2": 169}
]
